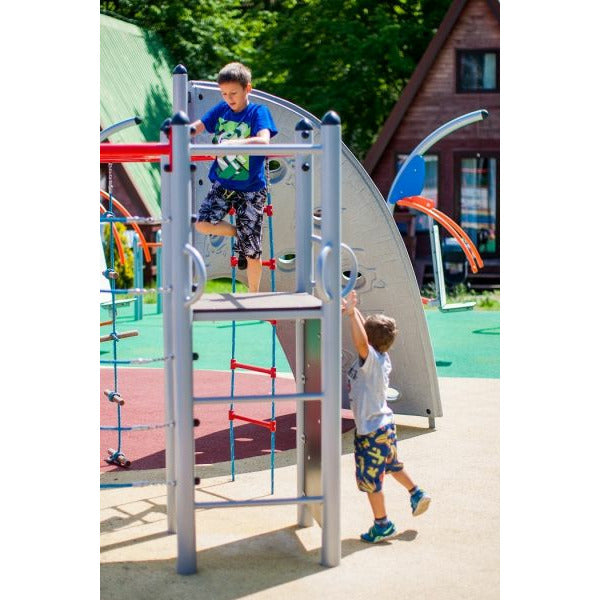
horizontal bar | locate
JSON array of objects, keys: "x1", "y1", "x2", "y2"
[
  {"x1": 100, "y1": 287, "x2": 172, "y2": 296},
  {"x1": 194, "y1": 496, "x2": 323, "y2": 510},
  {"x1": 193, "y1": 392, "x2": 323, "y2": 405},
  {"x1": 100, "y1": 142, "x2": 169, "y2": 162},
  {"x1": 100, "y1": 216, "x2": 167, "y2": 225},
  {"x1": 100, "y1": 421, "x2": 174, "y2": 431},
  {"x1": 100, "y1": 355, "x2": 172, "y2": 365},
  {"x1": 190, "y1": 143, "x2": 322, "y2": 157},
  {"x1": 101, "y1": 480, "x2": 175, "y2": 489}
]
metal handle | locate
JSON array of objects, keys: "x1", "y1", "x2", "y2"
[
  {"x1": 183, "y1": 243, "x2": 207, "y2": 307},
  {"x1": 315, "y1": 243, "x2": 333, "y2": 301},
  {"x1": 312, "y1": 235, "x2": 359, "y2": 300},
  {"x1": 100, "y1": 116, "x2": 142, "y2": 142}
]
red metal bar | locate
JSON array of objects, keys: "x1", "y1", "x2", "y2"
[
  {"x1": 228, "y1": 410, "x2": 277, "y2": 432},
  {"x1": 100, "y1": 142, "x2": 169, "y2": 163},
  {"x1": 100, "y1": 142, "x2": 213, "y2": 164},
  {"x1": 230, "y1": 359, "x2": 276, "y2": 378}
]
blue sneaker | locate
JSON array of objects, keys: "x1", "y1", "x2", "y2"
[
  {"x1": 410, "y1": 489, "x2": 431, "y2": 516},
  {"x1": 360, "y1": 521, "x2": 396, "y2": 543}
]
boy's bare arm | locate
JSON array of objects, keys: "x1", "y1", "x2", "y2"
[
  {"x1": 343, "y1": 292, "x2": 369, "y2": 360},
  {"x1": 220, "y1": 128, "x2": 271, "y2": 145},
  {"x1": 190, "y1": 119, "x2": 206, "y2": 135}
]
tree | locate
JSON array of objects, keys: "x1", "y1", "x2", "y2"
[{"x1": 101, "y1": 0, "x2": 453, "y2": 158}]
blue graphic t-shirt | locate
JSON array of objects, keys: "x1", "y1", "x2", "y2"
[{"x1": 201, "y1": 101, "x2": 278, "y2": 192}]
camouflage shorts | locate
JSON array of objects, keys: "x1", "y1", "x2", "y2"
[{"x1": 198, "y1": 181, "x2": 267, "y2": 259}]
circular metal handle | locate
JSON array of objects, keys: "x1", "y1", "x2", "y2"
[
  {"x1": 315, "y1": 243, "x2": 333, "y2": 302},
  {"x1": 184, "y1": 243, "x2": 207, "y2": 307},
  {"x1": 312, "y1": 236, "x2": 359, "y2": 299}
]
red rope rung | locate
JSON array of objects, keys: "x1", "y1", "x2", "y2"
[
  {"x1": 228, "y1": 410, "x2": 276, "y2": 432},
  {"x1": 230, "y1": 359, "x2": 276, "y2": 378}
]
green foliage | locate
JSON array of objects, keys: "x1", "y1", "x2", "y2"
[
  {"x1": 103, "y1": 222, "x2": 134, "y2": 289},
  {"x1": 100, "y1": 0, "x2": 453, "y2": 158},
  {"x1": 422, "y1": 281, "x2": 500, "y2": 311}
]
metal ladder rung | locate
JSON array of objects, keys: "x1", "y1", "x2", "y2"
[
  {"x1": 195, "y1": 495, "x2": 323, "y2": 510},
  {"x1": 194, "y1": 392, "x2": 324, "y2": 405}
]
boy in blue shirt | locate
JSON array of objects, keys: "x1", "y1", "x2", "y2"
[
  {"x1": 191, "y1": 62, "x2": 278, "y2": 292},
  {"x1": 343, "y1": 290, "x2": 431, "y2": 543}
]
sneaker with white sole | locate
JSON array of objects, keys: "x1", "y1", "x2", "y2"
[
  {"x1": 410, "y1": 489, "x2": 431, "y2": 516},
  {"x1": 360, "y1": 521, "x2": 397, "y2": 543}
]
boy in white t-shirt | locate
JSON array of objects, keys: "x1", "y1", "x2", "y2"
[{"x1": 343, "y1": 290, "x2": 431, "y2": 543}]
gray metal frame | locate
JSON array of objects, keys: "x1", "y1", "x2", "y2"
[{"x1": 158, "y1": 67, "x2": 346, "y2": 574}]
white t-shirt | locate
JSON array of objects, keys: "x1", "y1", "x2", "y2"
[{"x1": 347, "y1": 346, "x2": 394, "y2": 435}]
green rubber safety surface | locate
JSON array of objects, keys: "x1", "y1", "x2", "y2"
[
  {"x1": 425, "y1": 309, "x2": 499, "y2": 379},
  {"x1": 100, "y1": 303, "x2": 499, "y2": 379},
  {"x1": 100, "y1": 302, "x2": 293, "y2": 373}
]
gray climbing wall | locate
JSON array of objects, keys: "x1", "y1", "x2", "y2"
[{"x1": 187, "y1": 82, "x2": 441, "y2": 419}]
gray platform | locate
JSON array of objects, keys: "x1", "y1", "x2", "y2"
[{"x1": 192, "y1": 292, "x2": 322, "y2": 322}]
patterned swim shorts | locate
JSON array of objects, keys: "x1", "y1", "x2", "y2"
[
  {"x1": 354, "y1": 422, "x2": 404, "y2": 493},
  {"x1": 198, "y1": 181, "x2": 267, "y2": 259}
]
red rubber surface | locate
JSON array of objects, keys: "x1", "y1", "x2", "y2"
[{"x1": 100, "y1": 368, "x2": 354, "y2": 472}]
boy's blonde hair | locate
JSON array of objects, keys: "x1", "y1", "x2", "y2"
[
  {"x1": 364, "y1": 314, "x2": 398, "y2": 353},
  {"x1": 217, "y1": 62, "x2": 252, "y2": 87}
]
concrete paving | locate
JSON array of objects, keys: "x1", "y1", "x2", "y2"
[{"x1": 100, "y1": 377, "x2": 499, "y2": 600}]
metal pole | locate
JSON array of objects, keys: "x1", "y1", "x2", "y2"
[
  {"x1": 172, "y1": 65, "x2": 188, "y2": 113},
  {"x1": 133, "y1": 233, "x2": 143, "y2": 321},
  {"x1": 156, "y1": 229, "x2": 163, "y2": 315},
  {"x1": 170, "y1": 110, "x2": 197, "y2": 575},
  {"x1": 160, "y1": 120, "x2": 175, "y2": 533},
  {"x1": 294, "y1": 118, "x2": 315, "y2": 527},
  {"x1": 320, "y1": 111, "x2": 342, "y2": 567}
]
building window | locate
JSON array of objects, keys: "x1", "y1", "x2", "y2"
[
  {"x1": 457, "y1": 50, "x2": 499, "y2": 93},
  {"x1": 395, "y1": 154, "x2": 438, "y2": 231},
  {"x1": 457, "y1": 156, "x2": 498, "y2": 255}
]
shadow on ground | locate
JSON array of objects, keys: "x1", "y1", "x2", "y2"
[{"x1": 101, "y1": 525, "x2": 419, "y2": 600}]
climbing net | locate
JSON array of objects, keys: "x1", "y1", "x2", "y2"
[{"x1": 99, "y1": 163, "x2": 172, "y2": 478}]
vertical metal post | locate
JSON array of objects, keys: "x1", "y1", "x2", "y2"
[
  {"x1": 170, "y1": 110, "x2": 197, "y2": 575},
  {"x1": 319, "y1": 111, "x2": 342, "y2": 567},
  {"x1": 160, "y1": 120, "x2": 175, "y2": 533},
  {"x1": 294, "y1": 119, "x2": 314, "y2": 527},
  {"x1": 133, "y1": 233, "x2": 143, "y2": 320},
  {"x1": 294, "y1": 118, "x2": 314, "y2": 293},
  {"x1": 156, "y1": 229, "x2": 163, "y2": 315},
  {"x1": 173, "y1": 64, "x2": 188, "y2": 113}
]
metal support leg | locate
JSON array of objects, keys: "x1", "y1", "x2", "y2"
[
  {"x1": 320, "y1": 112, "x2": 342, "y2": 567},
  {"x1": 295, "y1": 119, "x2": 315, "y2": 527},
  {"x1": 160, "y1": 123, "x2": 176, "y2": 533},
  {"x1": 170, "y1": 109, "x2": 197, "y2": 575}
]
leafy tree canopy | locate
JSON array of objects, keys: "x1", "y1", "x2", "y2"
[{"x1": 101, "y1": 0, "x2": 452, "y2": 158}]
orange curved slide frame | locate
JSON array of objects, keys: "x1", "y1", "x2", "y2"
[
  {"x1": 100, "y1": 189, "x2": 152, "y2": 262},
  {"x1": 99, "y1": 205, "x2": 126, "y2": 265},
  {"x1": 396, "y1": 196, "x2": 483, "y2": 273}
]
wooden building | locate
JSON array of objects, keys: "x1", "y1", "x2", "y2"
[{"x1": 364, "y1": 0, "x2": 500, "y2": 289}]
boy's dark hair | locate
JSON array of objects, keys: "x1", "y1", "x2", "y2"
[
  {"x1": 364, "y1": 314, "x2": 398, "y2": 353},
  {"x1": 217, "y1": 62, "x2": 252, "y2": 87}
]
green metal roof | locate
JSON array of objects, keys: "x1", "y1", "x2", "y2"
[{"x1": 100, "y1": 13, "x2": 174, "y2": 217}]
